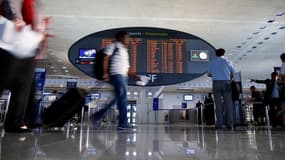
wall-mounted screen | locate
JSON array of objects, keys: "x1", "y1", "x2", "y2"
[
  {"x1": 184, "y1": 95, "x2": 193, "y2": 101},
  {"x1": 79, "y1": 49, "x2": 96, "y2": 59}
]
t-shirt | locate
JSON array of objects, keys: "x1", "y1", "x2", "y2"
[
  {"x1": 208, "y1": 56, "x2": 235, "y2": 80},
  {"x1": 104, "y1": 42, "x2": 130, "y2": 76}
]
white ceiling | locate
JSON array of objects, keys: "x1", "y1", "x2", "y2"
[{"x1": 39, "y1": 0, "x2": 285, "y2": 81}]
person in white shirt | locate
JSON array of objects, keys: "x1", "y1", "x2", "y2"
[
  {"x1": 208, "y1": 48, "x2": 235, "y2": 130},
  {"x1": 103, "y1": 31, "x2": 139, "y2": 130}
]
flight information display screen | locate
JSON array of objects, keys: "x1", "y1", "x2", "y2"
[{"x1": 68, "y1": 27, "x2": 216, "y2": 86}]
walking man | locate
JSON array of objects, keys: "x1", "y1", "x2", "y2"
[{"x1": 102, "y1": 31, "x2": 139, "y2": 130}]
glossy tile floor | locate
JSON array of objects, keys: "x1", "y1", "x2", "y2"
[{"x1": 1, "y1": 124, "x2": 285, "y2": 160}]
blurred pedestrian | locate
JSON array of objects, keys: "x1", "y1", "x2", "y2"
[
  {"x1": 251, "y1": 72, "x2": 281, "y2": 127},
  {"x1": 204, "y1": 93, "x2": 215, "y2": 125},
  {"x1": 102, "y1": 31, "x2": 140, "y2": 130},
  {"x1": 250, "y1": 86, "x2": 264, "y2": 125},
  {"x1": 0, "y1": 0, "x2": 51, "y2": 132}
]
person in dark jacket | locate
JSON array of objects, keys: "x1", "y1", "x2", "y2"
[
  {"x1": 251, "y1": 72, "x2": 281, "y2": 127},
  {"x1": 250, "y1": 86, "x2": 265, "y2": 125},
  {"x1": 204, "y1": 93, "x2": 215, "y2": 125}
]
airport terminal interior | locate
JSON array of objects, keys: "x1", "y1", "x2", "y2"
[{"x1": 1, "y1": 0, "x2": 285, "y2": 159}]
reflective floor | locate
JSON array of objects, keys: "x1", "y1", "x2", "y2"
[{"x1": 1, "y1": 124, "x2": 285, "y2": 160}]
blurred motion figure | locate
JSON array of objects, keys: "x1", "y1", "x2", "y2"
[{"x1": 0, "y1": 0, "x2": 51, "y2": 132}]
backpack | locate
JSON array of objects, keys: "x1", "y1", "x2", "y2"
[{"x1": 94, "y1": 46, "x2": 118, "y2": 80}]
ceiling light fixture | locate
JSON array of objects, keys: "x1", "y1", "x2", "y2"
[
  {"x1": 247, "y1": 50, "x2": 252, "y2": 53},
  {"x1": 276, "y1": 12, "x2": 285, "y2": 16},
  {"x1": 253, "y1": 32, "x2": 259, "y2": 35},
  {"x1": 247, "y1": 37, "x2": 253, "y2": 40},
  {"x1": 237, "y1": 46, "x2": 241, "y2": 48},
  {"x1": 279, "y1": 26, "x2": 285, "y2": 30},
  {"x1": 267, "y1": 19, "x2": 275, "y2": 23},
  {"x1": 271, "y1": 32, "x2": 278, "y2": 35},
  {"x1": 252, "y1": 46, "x2": 257, "y2": 49},
  {"x1": 258, "y1": 42, "x2": 263, "y2": 45},
  {"x1": 264, "y1": 37, "x2": 270, "y2": 40}
]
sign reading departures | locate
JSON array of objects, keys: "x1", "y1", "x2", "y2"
[{"x1": 68, "y1": 27, "x2": 216, "y2": 86}]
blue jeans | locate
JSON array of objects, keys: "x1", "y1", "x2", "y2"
[
  {"x1": 213, "y1": 80, "x2": 234, "y2": 128},
  {"x1": 110, "y1": 74, "x2": 128, "y2": 127}
]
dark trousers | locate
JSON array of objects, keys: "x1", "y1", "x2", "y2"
[
  {"x1": 0, "y1": 49, "x2": 35, "y2": 129},
  {"x1": 268, "y1": 98, "x2": 279, "y2": 127},
  {"x1": 213, "y1": 80, "x2": 234, "y2": 128},
  {"x1": 205, "y1": 107, "x2": 215, "y2": 125},
  {"x1": 110, "y1": 74, "x2": 128, "y2": 127}
]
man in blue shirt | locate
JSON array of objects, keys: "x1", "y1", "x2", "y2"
[{"x1": 208, "y1": 48, "x2": 235, "y2": 129}]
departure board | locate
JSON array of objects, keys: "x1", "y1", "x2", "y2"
[{"x1": 68, "y1": 27, "x2": 216, "y2": 86}]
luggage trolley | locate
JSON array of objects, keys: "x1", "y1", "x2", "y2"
[{"x1": 0, "y1": 90, "x2": 11, "y2": 137}]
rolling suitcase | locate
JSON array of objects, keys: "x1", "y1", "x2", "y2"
[{"x1": 42, "y1": 88, "x2": 87, "y2": 127}]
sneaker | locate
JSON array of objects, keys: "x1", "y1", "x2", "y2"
[
  {"x1": 116, "y1": 125, "x2": 136, "y2": 131},
  {"x1": 116, "y1": 126, "x2": 129, "y2": 131}
]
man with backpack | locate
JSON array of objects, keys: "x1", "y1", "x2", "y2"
[{"x1": 96, "y1": 31, "x2": 139, "y2": 130}]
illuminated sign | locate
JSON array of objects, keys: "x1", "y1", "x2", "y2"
[{"x1": 68, "y1": 27, "x2": 216, "y2": 86}]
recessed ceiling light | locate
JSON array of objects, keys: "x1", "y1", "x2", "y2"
[
  {"x1": 271, "y1": 32, "x2": 278, "y2": 35},
  {"x1": 252, "y1": 46, "x2": 257, "y2": 49},
  {"x1": 52, "y1": 70, "x2": 57, "y2": 72},
  {"x1": 62, "y1": 66, "x2": 67, "y2": 69},
  {"x1": 276, "y1": 12, "x2": 285, "y2": 16},
  {"x1": 50, "y1": 66, "x2": 55, "y2": 69},
  {"x1": 264, "y1": 37, "x2": 270, "y2": 40},
  {"x1": 258, "y1": 42, "x2": 263, "y2": 45},
  {"x1": 279, "y1": 26, "x2": 285, "y2": 30},
  {"x1": 267, "y1": 19, "x2": 275, "y2": 23},
  {"x1": 253, "y1": 32, "x2": 259, "y2": 35},
  {"x1": 64, "y1": 70, "x2": 69, "y2": 73},
  {"x1": 260, "y1": 26, "x2": 267, "y2": 29}
]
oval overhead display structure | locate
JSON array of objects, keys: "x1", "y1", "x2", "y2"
[{"x1": 68, "y1": 27, "x2": 216, "y2": 86}]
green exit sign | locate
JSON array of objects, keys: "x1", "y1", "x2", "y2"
[{"x1": 190, "y1": 50, "x2": 209, "y2": 62}]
